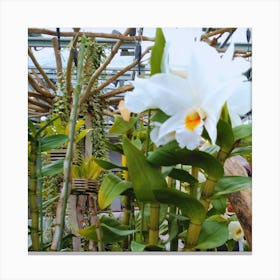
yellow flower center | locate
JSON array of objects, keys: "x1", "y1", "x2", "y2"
[{"x1": 185, "y1": 111, "x2": 201, "y2": 131}]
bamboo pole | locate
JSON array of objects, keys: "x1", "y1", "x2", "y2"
[
  {"x1": 51, "y1": 36, "x2": 87, "y2": 251},
  {"x1": 28, "y1": 141, "x2": 40, "y2": 251},
  {"x1": 148, "y1": 203, "x2": 160, "y2": 245}
]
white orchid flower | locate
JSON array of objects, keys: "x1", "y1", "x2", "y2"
[
  {"x1": 125, "y1": 32, "x2": 245, "y2": 150},
  {"x1": 228, "y1": 221, "x2": 244, "y2": 241}
]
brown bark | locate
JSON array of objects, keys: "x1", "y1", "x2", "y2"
[{"x1": 224, "y1": 156, "x2": 252, "y2": 250}]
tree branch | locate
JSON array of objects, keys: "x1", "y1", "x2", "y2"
[
  {"x1": 100, "y1": 84, "x2": 134, "y2": 100},
  {"x1": 28, "y1": 28, "x2": 154, "y2": 42},
  {"x1": 28, "y1": 47, "x2": 57, "y2": 92},
  {"x1": 66, "y1": 29, "x2": 80, "y2": 96},
  {"x1": 28, "y1": 73, "x2": 54, "y2": 98},
  {"x1": 52, "y1": 37, "x2": 63, "y2": 81}
]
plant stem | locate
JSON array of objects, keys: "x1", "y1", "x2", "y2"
[
  {"x1": 51, "y1": 37, "x2": 86, "y2": 251},
  {"x1": 184, "y1": 222, "x2": 202, "y2": 251},
  {"x1": 36, "y1": 138, "x2": 44, "y2": 250},
  {"x1": 28, "y1": 141, "x2": 40, "y2": 251},
  {"x1": 190, "y1": 166, "x2": 199, "y2": 198},
  {"x1": 148, "y1": 203, "x2": 160, "y2": 245}
]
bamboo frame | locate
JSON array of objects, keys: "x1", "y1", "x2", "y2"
[{"x1": 28, "y1": 28, "x2": 154, "y2": 42}]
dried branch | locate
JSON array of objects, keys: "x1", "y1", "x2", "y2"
[
  {"x1": 28, "y1": 91, "x2": 53, "y2": 103},
  {"x1": 28, "y1": 47, "x2": 57, "y2": 92},
  {"x1": 28, "y1": 104, "x2": 49, "y2": 113},
  {"x1": 201, "y1": 28, "x2": 237, "y2": 41},
  {"x1": 107, "y1": 97, "x2": 124, "y2": 105},
  {"x1": 28, "y1": 97, "x2": 52, "y2": 110},
  {"x1": 66, "y1": 29, "x2": 80, "y2": 96},
  {"x1": 28, "y1": 28, "x2": 154, "y2": 42},
  {"x1": 52, "y1": 37, "x2": 63, "y2": 80},
  {"x1": 100, "y1": 84, "x2": 134, "y2": 100},
  {"x1": 30, "y1": 69, "x2": 50, "y2": 92},
  {"x1": 79, "y1": 28, "x2": 132, "y2": 105},
  {"x1": 28, "y1": 73, "x2": 54, "y2": 98},
  {"x1": 88, "y1": 46, "x2": 152, "y2": 101}
]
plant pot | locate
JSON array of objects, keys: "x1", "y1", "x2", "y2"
[
  {"x1": 49, "y1": 148, "x2": 67, "y2": 162},
  {"x1": 71, "y1": 178, "x2": 100, "y2": 195}
]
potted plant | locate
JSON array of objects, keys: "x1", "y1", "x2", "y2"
[{"x1": 71, "y1": 155, "x2": 103, "y2": 194}]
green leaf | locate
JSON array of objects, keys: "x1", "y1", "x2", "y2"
[
  {"x1": 76, "y1": 129, "x2": 92, "y2": 144},
  {"x1": 95, "y1": 159, "x2": 127, "y2": 171},
  {"x1": 42, "y1": 195, "x2": 59, "y2": 209},
  {"x1": 130, "y1": 241, "x2": 147, "y2": 252},
  {"x1": 41, "y1": 159, "x2": 64, "y2": 176},
  {"x1": 101, "y1": 222, "x2": 136, "y2": 237},
  {"x1": 230, "y1": 146, "x2": 252, "y2": 157},
  {"x1": 150, "y1": 28, "x2": 166, "y2": 75},
  {"x1": 168, "y1": 168, "x2": 198, "y2": 185},
  {"x1": 195, "y1": 220, "x2": 228, "y2": 250},
  {"x1": 130, "y1": 241, "x2": 165, "y2": 252},
  {"x1": 148, "y1": 141, "x2": 224, "y2": 180},
  {"x1": 98, "y1": 173, "x2": 132, "y2": 210},
  {"x1": 109, "y1": 115, "x2": 137, "y2": 134},
  {"x1": 105, "y1": 141, "x2": 124, "y2": 154},
  {"x1": 153, "y1": 188, "x2": 205, "y2": 224},
  {"x1": 78, "y1": 215, "x2": 136, "y2": 243},
  {"x1": 28, "y1": 119, "x2": 37, "y2": 138},
  {"x1": 211, "y1": 196, "x2": 227, "y2": 214},
  {"x1": 233, "y1": 124, "x2": 252, "y2": 142},
  {"x1": 216, "y1": 119, "x2": 234, "y2": 152},
  {"x1": 123, "y1": 137, "x2": 167, "y2": 202},
  {"x1": 212, "y1": 176, "x2": 251, "y2": 198},
  {"x1": 220, "y1": 103, "x2": 232, "y2": 126},
  {"x1": 41, "y1": 134, "x2": 68, "y2": 152},
  {"x1": 151, "y1": 109, "x2": 170, "y2": 123}
]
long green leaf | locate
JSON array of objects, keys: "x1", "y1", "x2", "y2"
[
  {"x1": 212, "y1": 176, "x2": 251, "y2": 198},
  {"x1": 148, "y1": 141, "x2": 224, "y2": 180},
  {"x1": 95, "y1": 159, "x2": 127, "y2": 171},
  {"x1": 41, "y1": 159, "x2": 64, "y2": 176},
  {"x1": 42, "y1": 195, "x2": 60, "y2": 209},
  {"x1": 109, "y1": 115, "x2": 137, "y2": 134},
  {"x1": 78, "y1": 216, "x2": 136, "y2": 243},
  {"x1": 195, "y1": 220, "x2": 228, "y2": 250},
  {"x1": 153, "y1": 188, "x2": 205, "y2": 224},
  {"x1": 230, "y1": 146, "x2": 252, "y2": 157},
  {"x1": 76, "y1": 129, "x2": 92, "y2": 144},
  {"x1": 150, "y1": 28, "x2": 166, "y2": 75},
  {"x1": 98, "y1": 173, "x2": 132, "y2": 210},
  {"x1": 41, "y1": 134, "x2": 68, "y2": 152},
  {"x1": 168, "y1": 168, "x2": 198, "y2": 185},
  {"x1": 233, "y1": 124, "x2": 252, "y2": 142},
  {"x1": 123, "y1": 137, "x2": 167, "y2": 202},
  {"x1": 130, "y1": 241, "x2": 165, "y2": 252},
  {"x1": 216, "y1": 119, "x2": 234, "y2": 152}
]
